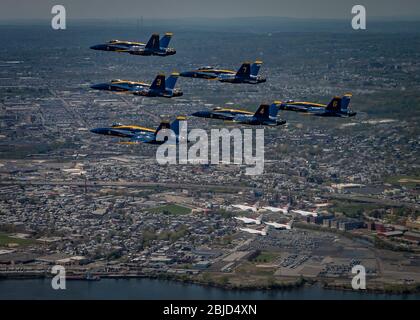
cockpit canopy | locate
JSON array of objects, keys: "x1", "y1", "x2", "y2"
[
  {"x1": 108, "y1": 40, "x2": 120, "y2": 44},
  {"x1": 111, "y1": 122, "x2": 123, "y2": 127},
  {"x1": 213, "y1": 107, "x2": 222, "y2": 110},
  {"x1": 286, "y1": 99, "x2": 294, "y2": 103},
  {"x1": 199, "y1": 66, "x2": 214, "y2": 70}
]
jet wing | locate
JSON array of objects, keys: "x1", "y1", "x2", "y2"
[
  {"x1": 129, "y1": 133, "x2": 156, "y2": 144},
  {"x1": 212, "y1": 112, "x2": 236, "y2": 120},
  {"x1": 187, "y1": 71, "x2": 218, "y2": 79},
  {"x1": 281, "y1": 104, "x2": 310, "y2": 112},
  {"x1": 232, "y1": 114, "x2": 254, "y2": 123}
]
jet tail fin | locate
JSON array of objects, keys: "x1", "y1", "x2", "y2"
[
  {"x1": 340, "y1": 93, "x2": 352, "y2": 112},
  {"x1": 326, "y1": 96, "x2": 342, "y2": 111},
  {"x1": 250, "y1": 60, "x2": 263, "y2": 77},
  {"x1": 165, "y1": 73, "x2": 179, "y2": 90},
  {"x1": 159, "y1": 33, "x2": 173, "y2": 49},
  {"x1": 254, "y1": 104, "x2": 279, "y2": 120},
  {"x1": 155, "y1": 120, "x2": 171, "y2": 135},
  {"x1": 150, "y1": 74, "x2": 166, "y2": 91},
  {"x1": 145, "y1": 33, "x2": 160, "y2": 50},
  {"x1": 236, "y1": 62, "x2": 251, "y2": 78},
  {"x1": 170, "y1": 116, "x2": 187, "y2": 137}
]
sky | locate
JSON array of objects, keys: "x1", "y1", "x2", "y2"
[{"x1": 0, "y1": 0, "x2": 419, "y2": 20}]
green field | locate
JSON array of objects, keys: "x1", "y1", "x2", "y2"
[
  {"x1": 331, "y1": 200, "x2": 380, "y2": 218},
  {"x1": 385, "y1": 174, "x2": 420, "y2": 188},
  {"x1": 149, "y1": 204, "x2": 192, "y2": 215},
  {"x1": 0, "y1": 233, "x2": 37, "y2": 247},
  {"x1": 252, "y1": 251, "x2": 280, "y2": 263}
]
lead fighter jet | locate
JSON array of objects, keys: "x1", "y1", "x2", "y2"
[
  {"x1": 192, "y1": 103, "x2": 285, "y2": 126},
  {"x1": 90, "y1": 33, "x2": 176, "y2": 56},
  {"x1": 180, "y1": 60, "x2": 266, "y2": 84}
]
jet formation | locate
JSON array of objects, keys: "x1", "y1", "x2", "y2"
[
  {"x1": 235, "y1": 212, "x2": 294, "y2": 236},
  {"x1": 89, "y1": 32, "x2": 358, "y2": 148}
]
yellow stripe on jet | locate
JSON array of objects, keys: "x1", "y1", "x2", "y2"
[
  {"x1": 287, "y1": 102, "x2": 327, "y2": 108},
  {"x1": 197, "y1": 69, "x2": 235, "y2": 74},
  {"x1": 109, "y1": 41, "x2": 146, "y2": 46},
  {"x1": 110, "y1": 80, "x2": 149, "y2": 86},
  {"x1": 112, "y1": 125, "x2": 155, "y2": 132},
  {"x1": 214, "y1": 108, "x2": 254, "y2": 115}
]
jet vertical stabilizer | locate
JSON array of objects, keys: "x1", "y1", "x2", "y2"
[{"x1": 159, "y1": 33, "x2": 173, "y2": 48}]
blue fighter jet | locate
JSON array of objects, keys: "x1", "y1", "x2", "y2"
[
  {"x1": 90, "y1": 73, "x2": 183, "y2": 98},
  {"x1": 192, "y1": 103, "x2": 285, "y2": 126},
  {"x1": 90, "y1": 116, "x2": 186, "y2": 144},
  {"x1": 278, "y1": 94, "x2": 356, "y2": 117},
  {"x1": 180, "y1": 61, "x2": 266, "y2": 84},
  {"x1": 90, "y1": 33, "x2": 176, "y2": 56}
]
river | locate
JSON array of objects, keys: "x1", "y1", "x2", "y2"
[{"x1": 0, "y1": 278, "x2": 419, "y2": 300}]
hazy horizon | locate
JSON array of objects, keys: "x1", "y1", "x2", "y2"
[{"x1": 1, "y1": 0, "x2": 420, "y2": 21}]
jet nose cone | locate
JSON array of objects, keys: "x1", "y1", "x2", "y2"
[
  {"x1": 90, "y1": 128, "x2": 100, "y2": 134},
  {"x1": 191, "y1": 111, "x2": 211, "y2": 118},
  {"x1": 90, "y1": 83, "x2": 106, "y2": 90},
  {"x1": 90, "y1": 44, "x2": 102, "y2": 50}
]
